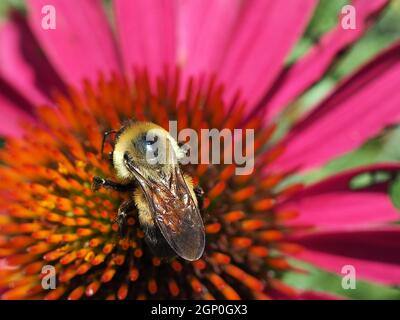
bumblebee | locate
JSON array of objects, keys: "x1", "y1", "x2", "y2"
[{"x1": 92, "y1": 121, "x2": 205, "y2": 261}]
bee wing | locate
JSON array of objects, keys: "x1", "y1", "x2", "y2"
[
  {"x1": 124, "y1": 153, "x2": 205, "y2": 261},
  {"x1": 146, "y1": 166, "x2": 205, "y2": 261}
]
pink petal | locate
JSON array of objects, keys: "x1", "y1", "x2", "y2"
[
  {"x1": 176, "y1": 0, "x2": 241, "y2": 77},
  {"x1": 268, "y1": 286, "x2": 342, "y2": 300},
  {"x1": 114, "y1": 0, "x2": 177, "y2": 77},
  {"x1": 296, "y1": 291, "x2": 342, "y2": 300},
  {"x1": 0, "y1": 79, "x2": 36, "y2": 137},
  {"x1": 273, "y1": 42, "x2": 400, "y2": 172},
  {"x1": 26, "y1": 0, "x2": 121, "y2": 89},
  {"x1": 289, "y1": 228, "x2": 400, "y2": 285},
  {"x1": 0, "y1": 102, "x2": 30, "y2": 137},
  {"x1": 260, "y1": 0, "x2": 389, "y2": 120},
  {"x1": 278, "y1": 164, "x2": 400, "y2": 230},
  {"x1": 218, "y1": 0, "x2": 317, "y2": 112},
  {"x1": 0, "y1": 12, "x2": 65, "y2": 106}
]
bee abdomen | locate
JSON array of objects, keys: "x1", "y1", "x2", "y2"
[
  {"x1": 135, "y1": 190, "x2": 175, "y2": 259},
  {"x1": 141, "y1": 221, "x2": 175, "y2": 259}
]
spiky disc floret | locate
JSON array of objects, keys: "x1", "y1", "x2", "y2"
[{"x1": 0, "y1": 69, "x2": 303, "y2": 300}]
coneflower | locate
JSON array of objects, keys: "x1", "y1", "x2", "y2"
[{"x1": 1, "y1": 0, "x2": 400, "y2": 300}]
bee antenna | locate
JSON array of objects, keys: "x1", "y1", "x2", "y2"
[{"x1": 101, "y1": 130, "x2": 117, "y2": 159}]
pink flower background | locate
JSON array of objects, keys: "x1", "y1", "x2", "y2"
[{"x1": 1, "y1": 0, "x2": 400, "y2": 299}]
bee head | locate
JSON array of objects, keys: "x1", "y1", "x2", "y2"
[{"x1": 112, "y1": 122, "x2": 184, "y2": 181}]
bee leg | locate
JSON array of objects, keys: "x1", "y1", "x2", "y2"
[
  {"x1": 115, "y1": 199, "x2": 136, "y2": 238},
  {"x1": 92, "y1": 176, "x2": 136, "y2": 192},
  {"x1": 194, "y1": 185, "x2": 205, "y2": 210}
]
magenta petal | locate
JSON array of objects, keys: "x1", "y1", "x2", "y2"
[
  {"x1": 268, "y1": 288, "x2": 341, "y2": 300},
  {"x1": 261, "y1": 0, "x2": 389, "y2": 120},
  {"x1": 0, "y1": 101, "x2": 32, "y2": 137},
  {"x1": 114, "y1": 0, "x2": 176, "y2": 77},
  {"x1": 177, "y1": 0, "x2": 241, "y2": 77},
  {"x1": 278, "y1": 164, "x2": 400, "y2": 230},
  {"x1": 273, "y1": 42, "x2": 400, "y2": 172},
  {"x1": 290, "y1": 228, "x2": 400, "y2": 285},
  {"x1": 296, "y1": 291, "x2": 342, "y2": 300},
  {"x1": 0, "y1": 80, "x2": 36, "y2": 137},
  {"x1": 218, "y1": 0, "x2": 317, "y2": 112},
  {"x1": 0, "y1": 12, "x2": 65, "y2": 106},
  {"x1": 27, "y1": 0, "x2": 121, "y2": 89}
]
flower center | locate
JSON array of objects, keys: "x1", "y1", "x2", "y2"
[{"x1": 0, "y1": 69, "x2": 301, "y2": 300}]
